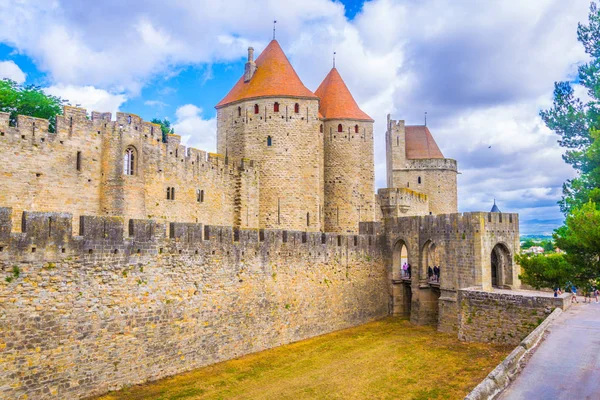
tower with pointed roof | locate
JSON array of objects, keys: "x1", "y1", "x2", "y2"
[
  {"x1": 315, "y1": 67, "x2": 375, "y2": 233},
  {"x1": 384, "y1": 115, "x2": 458, "y2": 215},
  {"x1": 216, "y1": 41, "x2": 323, "y2": 231}
]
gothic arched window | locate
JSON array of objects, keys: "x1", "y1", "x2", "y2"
[{"x1": 124, "y1": 147, "x2": 136, "y2": 175}]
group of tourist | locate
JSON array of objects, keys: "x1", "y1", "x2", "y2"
[
  {"x1": 554, "y1": 282, "x2": 599, "y2": 304},
  {"x1": 400, "y1": 263, "x2": 441, "y2": 282},
  {"x1": 428, "y1": 266, "x2": 441, "y2": 282}
]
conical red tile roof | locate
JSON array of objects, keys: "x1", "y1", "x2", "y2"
[
  {"x1": 405, "y1": 126, "x2": 444, "y2": 159},
  {"x1": 314, "y1": 68, "x2": 373, "y2": 121},
  {"x1": 216, "y1": 40, "x2": 318, "y2": 108}
]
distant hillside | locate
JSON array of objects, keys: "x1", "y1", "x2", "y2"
[{"x1": 520, "y1": 234, "x2": 552, "y2": 242}]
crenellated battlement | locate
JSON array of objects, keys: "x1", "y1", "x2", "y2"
[
  {"x1": 0, "y1": 207, "x2": 380, "y2": 261},
  {"x1": 0, "y1": 106, "x2": 257, "y2": 176},
  {"x1": 377, "y1": 188, "x2": 429, "y2": 218}
]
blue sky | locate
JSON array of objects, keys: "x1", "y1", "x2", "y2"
[{"x1": 0, "y1": 0, "x2": 592, "y2": 234}]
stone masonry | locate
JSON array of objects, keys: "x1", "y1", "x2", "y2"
[{"x1": 0, "y1": 208, "x2": 387, "y2": 399}]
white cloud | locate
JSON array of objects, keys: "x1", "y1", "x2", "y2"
[
  {"x1": 173, "y1": 104, "x2": 216, "y2": 152},
  {"x1": 0, "y1": 0, "x2": 593, "y2": 233},
  {"x1": 0, "y1": 60, "x2": 26, "y2": 83},
  {"x1": 44, "y1": 84, "x2": 127, "y2": 117}
]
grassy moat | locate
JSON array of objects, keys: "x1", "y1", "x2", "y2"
[{"x1": 95, "y1": 318, "x2": 510, "y2": 400}]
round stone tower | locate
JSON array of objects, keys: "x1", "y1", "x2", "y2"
[
  {"x1": 315, "y1": 67, "x2": 375, "y2": 233},
  {"x1": 216, "y1": 40, "x2": 323, "y2": 231}
]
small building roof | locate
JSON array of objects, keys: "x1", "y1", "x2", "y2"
[
  {"x1": 314, "y1": 68, "x2": 373, "y2": 121},
  {"x1": 490, "y1": 200, "x2": 501, "y2": 213},
  {"x1": 216, "y1": 40, "x2": 318, "y2": 108},
  {"x1": 405, "y1": 126, "x2": 444, "y2": 159}
]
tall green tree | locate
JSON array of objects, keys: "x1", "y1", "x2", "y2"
[
  {"x1": 151, "y1": 118, "x2": 174, "y2": 143},
  {"x1": 0, "y1": 79, "x2": 66, "y2": 133},
  {"x1": 521, "y1": 2, "x2": 600, "y2": 289},
  {"x1": 540, "y1": 2, "x2": 600, "y2": 212}
]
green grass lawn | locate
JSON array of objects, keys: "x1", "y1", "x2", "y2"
[{"x1": 95, "y1": 318, "x2": 510, "y2": 400}]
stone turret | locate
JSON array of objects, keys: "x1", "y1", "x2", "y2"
[
  {"x1": 216, "y1": 40, "x2": 323, "y2": 231},
  {"x1": 316, "y1": 67, "x2": 375, "y2": 233},
  {"x1": 385, "y1": 115, "x2": 458, "y2": 215}
]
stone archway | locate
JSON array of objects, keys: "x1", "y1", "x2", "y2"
[
  {"x1": 391, "y1": 239, "x2": 412, "y2": 317},
  {"x1": 491, "y1": 243, "x2": 513, "y2": 288},
  {"x1": 421, "y1": 240, "x2": 439, "y2": 282}
]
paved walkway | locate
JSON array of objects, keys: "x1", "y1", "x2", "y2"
[{"x1": 499, "y1": 301, "x2": 600, "y2": 400}]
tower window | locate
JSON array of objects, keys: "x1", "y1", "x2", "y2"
[
  {"x1": 267, "y1": 136, "x2": 272, "y2": 146},
  {"x1": 254, "y1": 104, "x2": 259, "y2": 114},
  {"x1": 418, "y1": 176, "x2": 422, "y2": 184},
  {"x1": 354, "y1": 125, "x2": 359, "y2": 133},
  {"x1": 307, "y1": 212, "x2": 310, "y2": 226},
  {"x1": 127, "y1": 115, "x2": 132, "y2": 124},
  {"x1": 274, "y1": 102, "x2": 279, "y2": 112},
  {"x1": 320, "y1": 124, "x2": 323, "y2": 133},
  {"x1": 167, "y1": 187, "x2": 175, "y2": 200},
  {"x1": 237, "y1": 106, "x2": 241, "y2": 117},
  {"x1": 124, "y1": 147, "x2": 136, "y2": 175},
  {"x1": 294, "y1": 103, "x2": 299, "y2": 113},
  {"x1": 76, "y1": 151, "x2": 82, "y2": 171},
  {"x1": 197, "y1": 189, "x2": 204, "y2": 203},
  {"x1": 337, "y1": 124, "x2": 343, "y2": 132}
]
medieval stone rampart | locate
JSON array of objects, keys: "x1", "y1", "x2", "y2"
[
  {"x1": 0, "y1": 106, "x2": 259, "y2": 234},
  {"x1": 0, "y1": 207, "x2": 387, "y2": 399}
]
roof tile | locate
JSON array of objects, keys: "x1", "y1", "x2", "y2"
[
  {"x1": 405, "y1": 126, "x2": 444, "y2": 159},
  {"x1": 216, "y1": 40, "x2": 317, "y2": 108},
  {"x1": 314, "y1": 68, "x2": 373, "y2": 121}
]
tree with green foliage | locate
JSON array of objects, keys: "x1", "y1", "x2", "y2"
[
  {"x1": 151, "y1": 118, "x2": 174, "y2": 143},
  {"x1": 520, "y1": 2, "x2": 600, "y2": 289},
  {"x1": 517, "y1": 253, "x2": 576, "y2": 290},
  {"x1": 0, "y1": 79, "x2": 66, "y2": 133}
]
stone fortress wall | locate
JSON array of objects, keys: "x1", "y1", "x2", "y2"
[
  {"x1": 0, "y1": 207, "x2": 388, "y2": 399},
  {"x1": 0, "y1": 106, "x2": 259, "y2": 234}
]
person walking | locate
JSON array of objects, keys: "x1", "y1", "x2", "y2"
[
  {"x1": 571, "y1": 284, "x2": 579, "y2": 304},
  {"x1": 428, "y1": 266, "x2": 433, "y2": 281},
  {"x1": 407, "y1": 264, "x2": 411, "y2": 279},
  {"x1": 593, "y1": 285, "x2": 599, "y2": 303},
  {"x1": 402, "y1": 262, "x2": 408, "y2": 279}
]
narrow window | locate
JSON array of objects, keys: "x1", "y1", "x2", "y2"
[
  {"x1": 172, "y1": 187, "x2": 175, "y2": 200},
  {"x1": 167, "y1": 187, "x2": 171, "y2": 200},
  {"x1": 354, "y1": 125, "x2": 359, "y2": 133},
  {"x1": 418, "y1": 176, "x2": 421, "y2": 184},
  {"x1": 397, "y1": 136, "x2": 399, "y2": 146},
  {"x1": 267, "y1": 136, "x2": 272, "y2": 146},
  {"x1": 307, "y1": 212, "x2": 310, "y2": 226},
  {"x1": 274, "y1": 102, "x2": 280, "y2": 112},
  {"x1": 254, "y1": 104, "x2": 259, "y2": 114},
  {"x1": 237, "y1": 106, "x2": 241, "y2": 117},
  {"x1": 76, "y1": 151, "x2": 82, "y2": 171},
  {"x1": 127, "y1": 115, "x2": 132, "y2": 124},
  {"x1": 197, "y1": 189, "x2": 204, "y2": 203},
  {"x1": 124, "y1": 147, "x2": 135, "y2": 175},
  {"x1": 337, "y1": 124, "x2": 343, "y2": 132},
  {"x1": 320, "y1": 124, "x2": 323, "y2": 133},
  {"x1": 294, "y1": 103, "x2": 299, "y2": 113}
]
